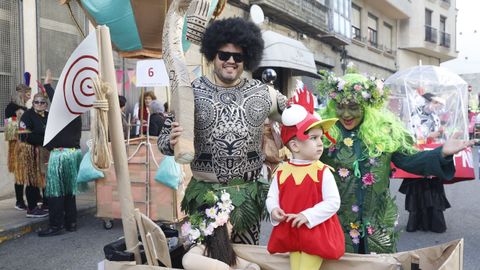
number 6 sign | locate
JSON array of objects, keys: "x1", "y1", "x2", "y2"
[{"x1": 136, "y1": 59, "x2": 170, "y2": 87}]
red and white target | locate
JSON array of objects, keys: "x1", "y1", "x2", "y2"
[{"x1": 62, "y1": 55, "x2": 99, "y2": 115}]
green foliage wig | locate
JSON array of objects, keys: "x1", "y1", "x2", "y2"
[{"x1": 318, "y1": 72, "x2": 418, "y2": 157}]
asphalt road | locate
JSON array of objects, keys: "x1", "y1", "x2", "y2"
[{"x1": 1, "y1": 176, "x2": 480, "y2": 270}]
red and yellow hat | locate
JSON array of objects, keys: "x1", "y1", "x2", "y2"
[{"x1": 281, "y1": 104, "x2": 337, "y2": 144}]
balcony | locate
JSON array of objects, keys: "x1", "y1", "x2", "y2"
[
  {"x1": 440, "y1": 31, "x2": 451, "y2": 48},
  {"x1": 250, "y1": 0, "x2": 328, "y2": 35},
  {"x1": 425, "y1": 25, "x2": 437, "y2": 43},
  {"x1": 362, "y1": 0, "x2": 410, "y2": 19},
  {"x1": 440, "y1": 0, "x2": 451, "y2": 8}
]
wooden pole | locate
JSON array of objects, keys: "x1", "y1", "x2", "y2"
[{"x1": 96, "y1": 25, "x2": 140, "y2": 263}]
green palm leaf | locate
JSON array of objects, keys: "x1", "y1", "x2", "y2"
[{"x1": 367, "y1": 229, "x2": 396, "y2": 253}]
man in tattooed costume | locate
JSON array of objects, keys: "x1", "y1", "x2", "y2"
[
  {"x1": 158, "y1": 18, "x2": 287, "y2": 244},
  {"x1": 317, "y1": 70, "x2": 473, "y2": 254}
]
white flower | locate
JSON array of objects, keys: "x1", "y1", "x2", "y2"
[
  {"x1": 203, "y1": 223, "x2": 216, "y2": 236},
  {"x1": 215, "y1": 211, "x2": 230, "y2": 227},
  {"x1": 217, "y1": 200, "x2": 234, "y2": 213},
  {"x1": 337, "y1": 78, "x2": 346, "y2": 90},
  {"x1": 361, "y1": 91, "x2": 371, "y2": 99},
  {"x1": 205, "y1": 207, "x2": 217, "y2": 219},
  {"x1": 221, "y1": 191, "x2": 231, "y2": 202},
  {"x1": 181, "y1": 222, "x2": 192, "y2": 237},
  {"x1": 189, "y1": 228, "x2": 201, "y2": 241}
]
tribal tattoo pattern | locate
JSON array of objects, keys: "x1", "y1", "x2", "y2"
[{"x1": 158, "y1": 76, "x2": 285, "y2": 183}]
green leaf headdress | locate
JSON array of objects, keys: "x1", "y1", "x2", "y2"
[{"x1": 317, "y1": 70, "x2": 390, "y2": 109}]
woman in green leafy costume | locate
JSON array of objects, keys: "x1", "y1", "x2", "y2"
[{"x1": 317, "y1": 69, "x2": 473, "y2": 254}]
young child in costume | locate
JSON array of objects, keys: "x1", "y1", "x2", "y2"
[
  {"x1": 181, "y1": 190, "x2": 260, "y2": 270},
  {"x1": 266, "y1": 87, "x2": 345, "y2": 270}
]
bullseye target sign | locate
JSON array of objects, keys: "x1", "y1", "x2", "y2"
[
  {"x1": 44, "y1": 31, "x2": 99, "y2": 146},
  {"x1": 63, "y1": 55, "x2": 99, "y2": 114}
]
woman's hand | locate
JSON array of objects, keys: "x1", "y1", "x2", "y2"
[
  {"x1": 45, "y1": 69, "x2": 52, "y2": 85},
  {"x1": 170, "y1": 122, "x2": 183, "y2": 148},
  {"x1": 441, "y1": 136, "x2": 474, "y2": 157}
]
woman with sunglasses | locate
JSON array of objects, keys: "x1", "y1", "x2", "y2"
[{"x1": 18, "y1": 90, "x2": 50, "y2": 218}]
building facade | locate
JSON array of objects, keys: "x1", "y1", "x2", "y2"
[{"x1": 0, "y1": 0, "x2": 458, "y2": 197}]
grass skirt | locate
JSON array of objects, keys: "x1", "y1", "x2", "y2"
[
  {"x1": 4, "y1": 118, "x2": 18, "y2": 141},
  {"x1": 7, "y1": 140, "x2": 17, "y2": 173},
  {"x1": 45, "y1": 148, "x2": 82, "y2": 197},
  {"x1": 14, "y1": 142, "x2": 49, "y2": 188}
]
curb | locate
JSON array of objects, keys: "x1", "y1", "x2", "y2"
[{"x1": 0, "y1": 206, "x2": 96, "y2": 244}]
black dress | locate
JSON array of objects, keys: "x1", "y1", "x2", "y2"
[{"x1": 399, "y1": 177, "x2": 450, "y2": 233}]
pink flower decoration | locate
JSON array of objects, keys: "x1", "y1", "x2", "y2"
[
  {"x1": 328, "y1": 146, "x2": 336, "y2": 153},
  {"x1": 367, "y1": 226, "x2": 375, "y2": 235},
  {"x1": 351, "y1": 204, "x2": 359, "y2": 213},
  {"x1": 349, "y1": 229, "x2": 360, "y2": 238},
  {"x1": 353, "y1": 84, "x2": 362, "y2": 91},
  {"x1": 362, "y1": 172, "x2": 376, "y2": 186},
  {"x1": 352, "y1": 237, "x2": 360, "y2": 244},
  {"x1": 338, "y1": 168, "x2": 350, "y2": 178}
]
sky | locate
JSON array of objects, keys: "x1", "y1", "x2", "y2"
[{"x1": 441, "y1": 0, "x2": 480, "y2": 74}]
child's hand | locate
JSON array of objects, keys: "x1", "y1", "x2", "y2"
[
  {"x1": 271, "y1": 208, "x2": 286, "y2": 222},
  {"x1": 286, "y1": 213, "x2": 308, "y2": 228}
]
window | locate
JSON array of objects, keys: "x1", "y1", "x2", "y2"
[
  {"x1": 0, "y1": 1, "x2": 22, "y2": 129},
  {"x1": 37, "y1": 0, "x2": 91, "y2": 130},
  {"x1": 384, "y1": 23, "x2": 393, "y2": 53},
  {"x1": 425, "y1": 9, "x2": 432, "y2": 26},
  {"x1": 424, "y1": 9, "x2": 437, "y2": 43},
  {"x1": 367, "y1": 13, "x2": 378, "y2": 47},
  {"x1": 329, "y1": 0, "x2": 351, "y2": 39},
  {"x1": 440, "y1": 16, "x2": 449, "y2": 47},
  {"x1": 440, "y1": 16, "x2": 446, "y2": 32},
  {"x1": 351, "y1": 4, "x2": 361, "y2": 40}
]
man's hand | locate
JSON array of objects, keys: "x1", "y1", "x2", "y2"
[
  {"x1": 271, "y1": 208, "x2": 286, "y2": 223},
  {"x1": 169, "y1": 122, "x2": 183, "y2": 149},
  {"x1": 285, "y1": 213, "x2": 308, "y2": 228}
]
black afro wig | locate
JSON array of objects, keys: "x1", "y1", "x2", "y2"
[{"x1": 201, "y1": 17, "x2": 264, "y2": 71}]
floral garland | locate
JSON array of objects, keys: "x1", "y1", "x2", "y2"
[
  {"x1": 317, "y1": 70, "x2": 389, "y2": 109},
  {"x1": 181, "y1": 190, "x2": 235, "y2": 244}
]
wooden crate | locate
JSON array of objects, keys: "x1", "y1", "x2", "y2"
[{"x1": 96, "y1": 137, "x2": 189, "y2": 223}]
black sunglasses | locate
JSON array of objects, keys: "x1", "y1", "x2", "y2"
[
  {"x1": 217, "y1": 51, "x2": 244, "y2": 63},
  {"x1": 33, "y1": 101, "x2": 47, "y2": 105}
]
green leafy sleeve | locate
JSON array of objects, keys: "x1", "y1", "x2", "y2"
[{"x1": 391, "y1": 146, "x2": 455, "y2": 180}]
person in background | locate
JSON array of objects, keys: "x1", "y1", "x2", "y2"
[
  {"x1": 133, "y1": 91, "x2": 157, "y2": 136},
  {"x1": 38, "y1": 69, "x2": 82, "y2": 237},
  {"x1": 148, "y1": 100, "x2": 165, "y2": 137},
  {"x1": 400, "y1": 92, "x2": 451, "y2": 233},
  {"x1": 267, "y1": 102, "x2": 344, "y2": 270},
  {"x1": 118, "y1": 95, "x2": 128, "y2": 140},
  {"x1": 410, "y1": 93, "x2": 446, "y2": 144},
  {"x1": 163, "y1": 102, "x2": 169, "y2": 114},
  {"x1": 18, "y1": 90, "x2": 50, "y2": 218},
  {"x1": 5, "y1": 82, "x2": 32, "y2": 211}
]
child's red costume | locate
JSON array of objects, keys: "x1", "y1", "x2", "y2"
[{"x1": 267, "y1": 160, "x2": 345, "y2": 259}]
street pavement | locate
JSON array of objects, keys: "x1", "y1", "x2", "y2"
[{"x1": 1, "y1": 164, "x2": 480, "y2": 269}]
